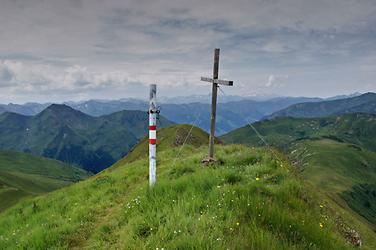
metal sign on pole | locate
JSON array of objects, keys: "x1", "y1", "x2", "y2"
[
  {"x1": 149, "y1": 84, "x2": 158, "y2": 187},
  {"x1": 201, "y1": 48, "x2": 234, "y2": 161}
]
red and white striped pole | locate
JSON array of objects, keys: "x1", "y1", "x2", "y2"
[{"x1": 149, "y1": 84, "x2": 157, "y2": 187}]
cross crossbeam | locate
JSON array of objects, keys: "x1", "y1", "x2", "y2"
[{"x1": 200, "y1": 77, "x2": 233, "y2": 86}]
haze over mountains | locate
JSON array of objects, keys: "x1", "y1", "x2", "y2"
[{"x1": 0, "y1": 92, "x2": 369, "y2": 135}]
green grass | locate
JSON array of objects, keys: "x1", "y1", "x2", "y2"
[
  {"x1": 289, "y1": 139, "x2": 376, "y2": 194},
  {"x1": 114, "y1": 124, "x2": 217, "y2": 165},
  {"x1": 0, "y1": 151, "x2": 91, "y2": 213},
  {"x1": 288, "y1": 139, "x2": 376, "y2": 242},
  {"x1": 221, "y1": 115, "x2": 376, "y2": 248},
  {"x1": 341, "y1": 184, "x2": 376, "y2": 227},
  {"x1": 0, "y1": 125, "x2": 356, "y2": 249}
]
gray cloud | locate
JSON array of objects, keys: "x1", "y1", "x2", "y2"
[{"x1": 0, "y1": 0, "x2": 375, "y2": 103}]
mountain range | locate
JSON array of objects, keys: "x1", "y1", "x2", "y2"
[
  {"x1": 267, "y1": 92, "x2": 376, "y2": 119},
  {"x1": 0, "y1": 93, "x2": 372, "y2": 135},
  {"x1": 0, "y1": 104, "x2": 173, "y2": 173},
  {"x1": 0, "y1": 96, "x2": 326, "y2": 134}
]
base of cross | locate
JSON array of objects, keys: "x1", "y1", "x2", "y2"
[{"x1": 201, "y1": 157, "x2": 218, "y2": 166}]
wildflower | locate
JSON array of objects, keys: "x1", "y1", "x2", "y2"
[
  {"x1": 236, "y1": 222, "x2": 240, "y2": 226},
  {"x1": 319, "y1": 222, "x2": 324, "y2": 228},
  {"x1": 319, "y1": 204, "x2": 324, "y2": 208},
  {"x1": 174, "y1": 230, "x2": 177, "y2": 234},
  {"x1": 255, "y1": 177, "x2": 260, "y2": 181}
]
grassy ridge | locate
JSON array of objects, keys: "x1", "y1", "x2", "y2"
[
  {"x1": 0, "y1": 125, "x2": 354, "y2": 249},
  {"x1": 267, "y1": 92, "x2": 376, "y2": 119},
  {"x1": 0, "y1": 151, "x2": 91, "y2": 212},
  {"x1": 289, "y1": 139, "x2": 376, "y2": 231},
  {"x1": 221, "y1": 114, "x2": 376, "y2": 246},
  {"x1": 221, "y1": 113, "x2": 376, "y2": 151},
  {"x1": 114, "y1": 124, "x2": 216, "y2": 165}
]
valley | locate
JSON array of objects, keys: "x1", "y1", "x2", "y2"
[{"x1": 0, "y1": 151, "x2": 90, "y2": 212}]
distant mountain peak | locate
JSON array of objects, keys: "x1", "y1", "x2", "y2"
[
  {"x1": 38, "y1": 104, "x2": 92, "y2": 119},
  {"x1": 45, "y1": 103, "x2": 77, "y2": 112}
]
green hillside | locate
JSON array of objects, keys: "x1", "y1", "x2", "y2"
[
  {"x1": 0, "y1": 104, "x2": 173, "y2": 173},
  {"x1": 289, "y1": 139, "x2": 376, "y2": 228},
  {"x1": 268, "y1": 92, "x2": 376, "y2": 119},
  {"x1": 0, "y1": 151, "x2": 91, "y2": 212},
  {"x1": 221, "y1": 113, "x2": 376, "y2": 241},
  {"x1": 116, "y1": 124, "x2": 218, "y2": 165},
  {"x1": 221, "y1": 113, "x2": 376, "y2": 151},
  {"x1": 0, "y1": 125, "x2": 370, "y2": 249}
]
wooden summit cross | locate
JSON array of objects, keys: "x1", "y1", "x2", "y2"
[{"x1": 201, "y1": 48, "x2": 233, "y2": 161}]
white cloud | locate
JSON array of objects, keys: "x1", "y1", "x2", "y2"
[
  {"x1": 261, "y1": 41, "x2": 289, "y2": 53},
  {"x1": 266, "y1": 75, "x2": 289, "y2": 88},
  {"x1": 0, "y1": 60, "x2": 138, "y2": 93}
]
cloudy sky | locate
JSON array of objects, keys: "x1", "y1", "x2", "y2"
[{"x1": 0, "y1": 0, "x2": 375, "y2": 103}]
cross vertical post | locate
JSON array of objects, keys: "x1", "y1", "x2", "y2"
[
  {"x1": 149, "y1": 84, "x2": 157, "y2": 187},
  {"x1": 209, "y1": 48, "x2": 220, "y2": 158},
  {"x1": 201, "y1": 48, "x2": 233, "y2": 161}
]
